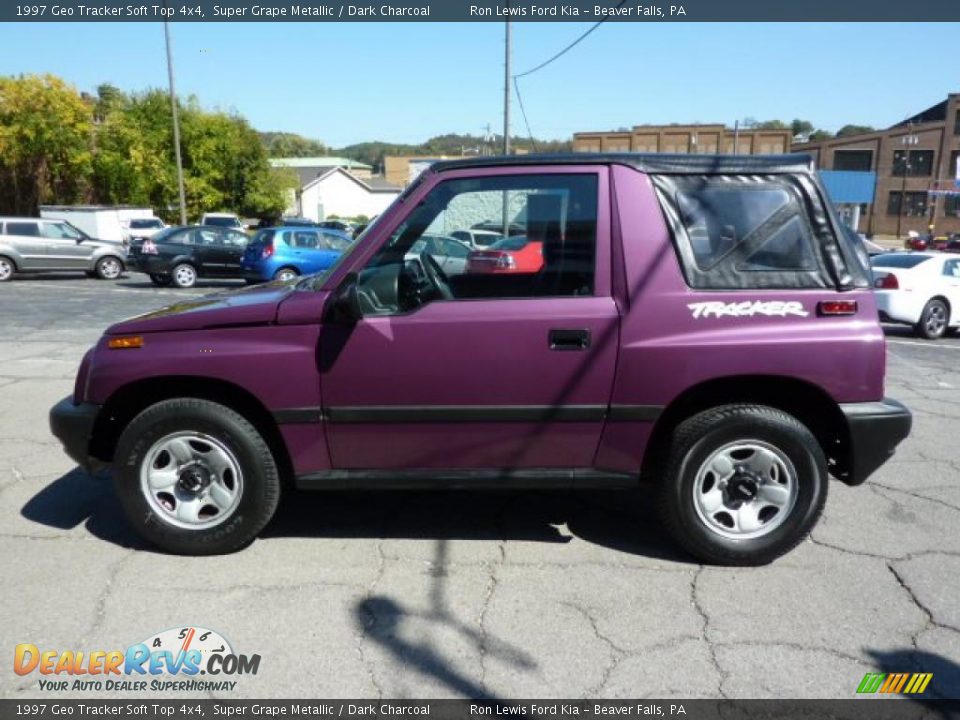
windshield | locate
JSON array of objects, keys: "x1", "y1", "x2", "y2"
[
  {"x1": 489, "y1": 236, "x2": 528, "y2": 251},
  {"x1": 130, "y1": 219, "x2": 162, "y2": 229},
  {"x1": 870, "y1": 254, "x2": 932, "y2": 269},
  {"x1": 204, "y1": 216, "x2": 241, "y2": 228}
]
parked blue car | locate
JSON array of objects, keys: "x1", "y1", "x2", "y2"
[{"x1": 241, "y1": 227, "x2": 353, "y2": 283}]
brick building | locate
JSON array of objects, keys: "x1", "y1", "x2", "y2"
[
  {"x1": 792, "y1": 94, "x2": 960, "y2": 237},
  {"x1": 573, "y1": 124, "x2": 792, "y2": 155}
]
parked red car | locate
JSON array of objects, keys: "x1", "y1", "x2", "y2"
[
  {"x1": 904, "y1": 233, "x2": 949, "y2": 251},
  {"x1": 465, "y1": 236, "x2": 543, "y2": 274}
]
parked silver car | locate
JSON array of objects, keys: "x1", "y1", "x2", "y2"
[{"x1": 0, "y1": 217, "x2": 127, "y2": 282}]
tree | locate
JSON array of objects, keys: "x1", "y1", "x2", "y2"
[
  {"x1": 752, "y1": 120, "x2": 789, "y2": 130},
  {"x1": 835, "y1": 124, "x2": 876, "y2": 138},
  {"x1": 791, "y1": 119, "x2": 815, "y2": 136},
  {"x1": 261, "y1": 132, "x2": 327, "y2": 158},
  {"x1": 0, "y1": 74, "x2": 94, "y2": 215},
  {"x1": 808, "y1": 130, "x2": 833, "y2": 141}
]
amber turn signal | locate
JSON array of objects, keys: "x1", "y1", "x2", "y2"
[{"x1": 107, "y1": 336, "x2": 144, "y2": 349}]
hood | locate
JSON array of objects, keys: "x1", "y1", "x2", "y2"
[{"x1": 106, "y1": 283, "x2": 294, "y2": 335}]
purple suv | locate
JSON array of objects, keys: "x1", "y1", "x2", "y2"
[{"x1": 50, "y1": 154, "x2": 911, "y2": 564}]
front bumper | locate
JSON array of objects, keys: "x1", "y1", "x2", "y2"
[
  {"x1": 839, "y1": 398, "x2": 912, "y2": 485},
  {"x1": 49, "y1": 396, "x2": 101, "y2": 472}
]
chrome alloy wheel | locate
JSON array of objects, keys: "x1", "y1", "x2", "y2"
[
  {"x1": 98, "y1": 257, "x2": 122, "y2": 279},
  {"x1": 0, "y1": 258, "x2": 12, "y2": 281},
  {"x1": 139, "y1": 432, "x2": 243, "y2": 529},
  {"x1": 174, "y1": 264, "x2": 197, "y2": 287},
  {"x1": 692, "y1": 440, "x2": 798, "y2": 540},
  {"x1": 925, "y1": 303, "x2": 948, "y2": 336},
  {"x1": 274, "y1": 268, "x2": 297, "y2": 282}
]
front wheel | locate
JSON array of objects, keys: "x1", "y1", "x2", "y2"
[
  {"x1": 113, "y1": 399, "x2": 281, "y2": 555},
  {"x1": 95, "y1": 256, "x2": 123, "y2": 280},
  {"x1": 915, "y1": 299, "x2": 949, "y2": 340},
  {"x1": 657, "y1": 404, "x2": 827, "y2": 566}
]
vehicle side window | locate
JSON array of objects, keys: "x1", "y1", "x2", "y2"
[
  {"x1": 356, "y1": 173, "x2": 598, "y2": 315},
  {"x1": 944, "y1": 260, "x2": 960, "y2": 278},
  {"x1": 291, "y1": 231, "x2": 320, "y2": 249},
  {"x1": 666, "y1": 176, "x2": 829, "y2": 289},
  {"x1": 196, "y1": 229, "x2": 220, "y2": 246},
  {"x1": 440, "y1": 238, "x2": 469, "y2": 258},
  {"x1": 41, "y1": 223, "x2": 82, "y2": 240},
  {"x1": 224, "y1": 231, "x2": 248, "y2": 247},
  {"x1": 319, "y1": 232, "x2": 350, "y2": 251},
  {"x1": 7, "y1": 222, "x2": 39, "y2": 237}
]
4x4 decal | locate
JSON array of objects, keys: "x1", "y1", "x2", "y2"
[{"x1": 688, "y1": 301, "x2": 809, "y2": 319}]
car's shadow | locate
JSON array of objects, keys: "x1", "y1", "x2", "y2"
[
  {"x1": 114, "y1": 275, "x2": 246, "y2": 291},
  {"x1": 21, "y1": 468, "x2": 694, "y2": 563}
]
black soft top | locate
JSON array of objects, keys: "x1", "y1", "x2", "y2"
[{"x1": 430, "y1": 153, "x2": 815, "y2": 176}]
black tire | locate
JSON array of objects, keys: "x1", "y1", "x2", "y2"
[
  {"x1": 171, "y1": 263, "x2": 197, "y2": 288},
  {"x1": 657, "y1": 404, "x2": 827, "y2": 566},
  {"x1": 149, "y1": 273, "x2": 173, "y2": 287},
  {"x1": 113, "y1": 398, "x2": 281, "y2": 555},
  {"x1": 95, "y1": 255, "x2": 124, "y2": 280},
  {"x1": 273, "y1": 266, "x2": 299, "y2": 282},
  {"x1": 915, "y1": 299, "x2": 949, "y2": 340},
  {"x1": 0, "y1": 255, "x2": 16, "y2": 282}
]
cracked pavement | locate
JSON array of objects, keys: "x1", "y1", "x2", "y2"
[{"x1": 1, "y1": 275, "x2": 959, "y2": 699}]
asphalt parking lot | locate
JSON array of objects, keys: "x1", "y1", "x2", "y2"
[{"x1": 1, "y1": 272, "x2": 959, "y2": 700}]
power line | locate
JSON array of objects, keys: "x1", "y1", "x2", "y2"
[
  {"x1": 513, "y1": 77, "x2": 538, "y2": 153},
  {"x1": 513, "y1": 1, "x2": 627, "y2": 79},
  {"x1": 510, "y1": 4, "x2": 627, "y2": 151}
]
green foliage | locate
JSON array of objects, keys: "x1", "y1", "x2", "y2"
[
  {"x1": 261, "y1": 131, "x2": 328, "y2": 158},
  {"x1": 336, "y1": 133, "x2": 573, "y2": 167},
  {"x1": 0, "y1": 74, "x2": 94, "y2": 215},
  {"x1": 808, "y1": 130, "x2": 833, "y2": 141},
  {"x1": 751, "y1": 119, "x2": 789, "y2": 130},
  {"x1": 0, "y1": 74, "x2": 291, "y2": 221},
  {"x1": 791, "y1": 119, "x2": 815, "y2": 136},
  {"x1": 836, "y1": 124, "x2": 876, "y2": 138}
]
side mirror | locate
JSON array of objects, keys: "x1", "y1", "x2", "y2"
[{"x1": 328, "y1": 273, "x2": 363, "y2": 323}]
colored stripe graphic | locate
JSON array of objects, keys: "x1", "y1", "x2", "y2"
[{"x1": 857, "y1": 672, "x2": 933, "y2": 694}]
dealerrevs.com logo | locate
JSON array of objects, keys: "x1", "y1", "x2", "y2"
[{"x1": 14, "y1": 626, "x2": 260, "y2": 692}]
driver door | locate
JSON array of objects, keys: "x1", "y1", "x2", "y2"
[{"x1": 319, "y1": 169, "x2": 618, "y2": 471}]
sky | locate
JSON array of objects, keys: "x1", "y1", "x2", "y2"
[{"x1": 0, "y1": 21, "x2": 956, "y2": 148}]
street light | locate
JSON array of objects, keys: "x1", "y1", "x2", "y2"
[{"x1": 896, "y1": 124, "x2": 919, "y2": 240}]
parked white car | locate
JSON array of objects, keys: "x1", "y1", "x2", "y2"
[
  {"x1": 871, "y1": 252, "x2": 960, "y2": 339},
  {"x1": 124, "y1": 217, "x2": 167, "y2": 242},
  {"x1": 200, "y1": 212, "x2": 243, "y2": 230}
]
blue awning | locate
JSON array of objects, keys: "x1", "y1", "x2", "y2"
[{"x1": 819, "y1": 170, "x2": 877, "y2": 205}]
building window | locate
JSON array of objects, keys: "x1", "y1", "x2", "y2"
[
  {"x1": 833, "y1": 150, "x2": 873, "y2": 172},
  {"x1": 893, "y1": 149, "x2": 935, "y2": 176},
  {"x1": 950, "y1": 151, "x2": 960, "y2": 181},
  {"x1": 954, "y1": 110, "x2": 960, "y2": 136},
  {"x1": 945, "y1": 194, "x2": 960, "y2": 218},
  {"x1": 888, "y1": 191, "x2": 928, "y2": 216}
]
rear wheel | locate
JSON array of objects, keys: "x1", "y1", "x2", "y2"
[
  {"x1": 113, "y1": 398, "x2": 281, "y2": 555},
  {"x1": 273, "y1": 267, "x2": 299, "y2": 282},
  {"x1": 149, "y1": 273, "x2": 173, "y2": 287},
  {"x1": 657, "y1": 404, "x2": 827, "y2": 566},
  {"x1": 915, "y1": 299, "x2": 949, "y2": 340},
  {"x1": 0, "y1": 256, "x2": 13, "y2": 282},
  {"x1": 95, "y1": 256, "x2": 123, "y2": 280},
  {"x1": 171, "y1": 263, "x2": 197, "y2": 288}
]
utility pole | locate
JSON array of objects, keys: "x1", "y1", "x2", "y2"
[
  {"x1": 503, "y1": 20, "x2": 511, "y2": 156},
  {"x1": 163, "y1": 9, "x2": 187, "y2": 226},
  {"x1": 732, "y1": 119, "x2": 739, "y2": 155}
]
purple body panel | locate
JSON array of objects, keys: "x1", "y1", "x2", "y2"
[{"x1": 89, "y1": 162, "x2": 888, "y2": 479}]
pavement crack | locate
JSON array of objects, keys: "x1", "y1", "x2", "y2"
[
  {"x1": 558, "y1": 601, "x2": 628, "y2": 695},
  {"x1": 691, "y1": 566, "x2": 728, "y2": 699},
  {"x1": 887, "y1": 562, "x2": 960, "y2": 639},
  {"x1": 79, "y1": 551, "x2": 135, "y2": 645},
  {"x1": 871, "y1": 482, "x2": 960, "y2": 514}
]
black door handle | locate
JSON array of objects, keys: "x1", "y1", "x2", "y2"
[{"x1": 549, "y1": 328, "x2": 591, "y2": 351}]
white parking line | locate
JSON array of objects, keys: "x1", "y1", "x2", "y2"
[{"x1": 888, "y1": 339, "x2": 960, "y2": 350}]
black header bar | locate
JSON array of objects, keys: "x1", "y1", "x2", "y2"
[{"x1": 3, "y1": 0, "x2": 960, "y2": 22}]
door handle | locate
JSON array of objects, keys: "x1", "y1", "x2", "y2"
[{"x1": 548, "y1": 328, "x2": 591, "y2": 351}]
